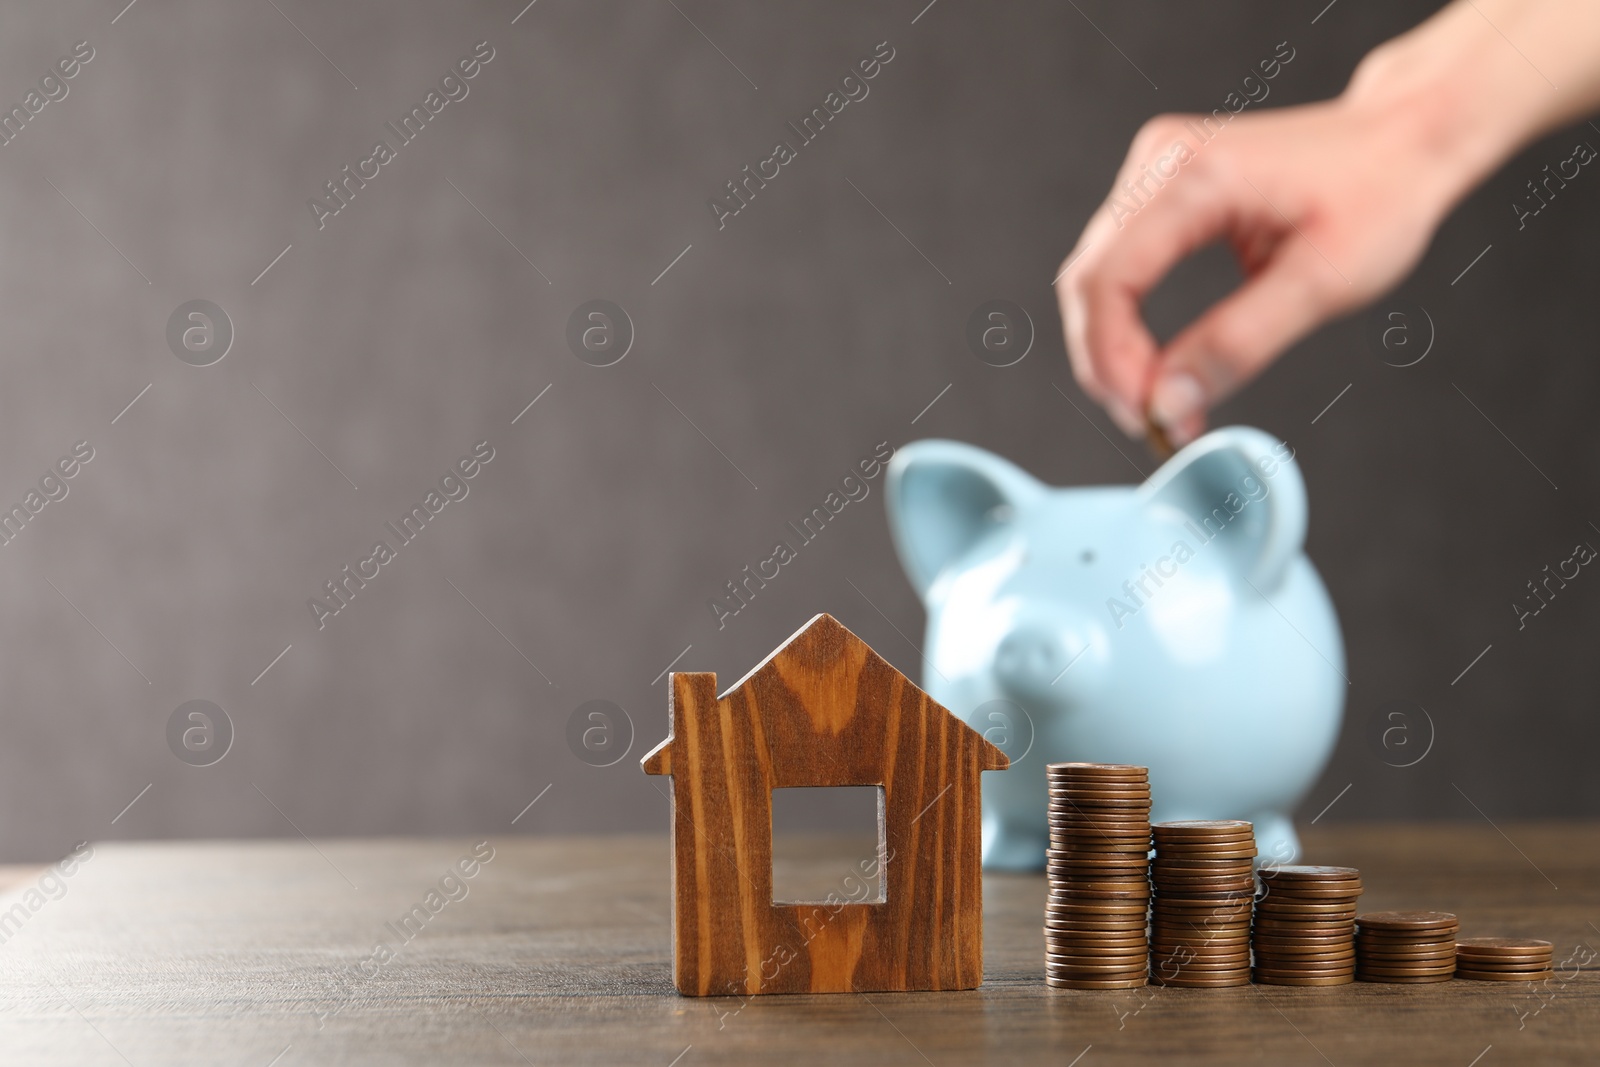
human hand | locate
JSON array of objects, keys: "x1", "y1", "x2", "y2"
[{"x1": 1057, "y1": 90, "x2": 1469, "y2": 446}]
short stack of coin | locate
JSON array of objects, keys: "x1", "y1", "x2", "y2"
[
  {"x1": 1044, "y1": 763, "x2": 1151, "y2": 990},
  {"x1": 1148, "y1": 820, "x2": 1255, "y2": 987},
  {"x1": 1454, "y1": 938, "x2": 1554, "y2": 981},
  {"x1": 1252, "y1": 865, "x2": 1362, "y2": 986},
  {"x1": 1355, "y1": 911, "x2": 1459, "y2": 983}
]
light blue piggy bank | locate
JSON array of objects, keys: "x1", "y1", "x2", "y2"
[{"x1": 885, "y1": 427, "x2": 1344, "y2": 870}]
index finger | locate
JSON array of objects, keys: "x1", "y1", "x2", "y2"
[{"x1": 1057, "y1": 132, "x2": 1240, "y2": 427}]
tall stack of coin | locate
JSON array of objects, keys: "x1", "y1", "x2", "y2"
[
  {"x1": 1148, "y1": 820, "x2": 1255, "y2": 987},
  {"x1": 1455, "y1": 938, "x2": 1554, "y2": 981},
  {"x1": 1355, "y1": 911, "x2": 1459, "y2": 982},
  {"x1": 1044, "y1": 763, "x2": 1151, "y2": 990},
  {"x1": 1252, "y1": 865, "x2": 1362, "y2": 986}
]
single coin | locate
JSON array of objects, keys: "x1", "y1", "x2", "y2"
[
  {"x1": 1046, "y1": 922, "x2": 1151, "y2": 935},
  {"x1": 1456, "y1": 937, "x2": 1553, "y2": 955},
  {"x1": 1355, "y1": 929, "x2": 1460, "y2": 942},
  {"x1": 1254, "y1": 939, "x2": 1356, "y2": 953},
  {"x1": 1151, "y1": 924, "x2": 1252, "y2": 938},
  {"x1": 1150, "y1": 953, "x2": 1251, "y2": 967},
  {"x1": 1358, "y1": 948, "x2": 1458, "y2": 963},
  {"x1": 1047, "y1": 930, "x2": 1150, "y2": 941},
  {"x1": 1154, "y1": 848, "x2": 1259, "y2": 861},
  {"x1": 1049, "y1": 875, "x2": 1153, "y2": 888},
  {"x1": 1050, "y1": 784, "x2": 1153, "y2": 795},
  {"x1": 1251, "y1": 967, "x2": 1356, "y2": 980},
  {"x1": 1151, "y1": 920, "x2": 1251, "y2": 934},
  {"x1": 1248, "y1": 947, "x2": 1350, "y2": 966},
  {"x1": 1050, "y1": 830, "x2": 1150, "y2": 842},
  {"x1": 1356, "y1": 938, "x2": 1459, "y2": 953},
  {"x1": 1052, "y1": 834, "x2": 1154, "y2": 846},
  {"x1": 1048, "y1": 762, "x2": 1148, "y2": 774},
  {"x1": 1151, "y1": 931, "x2": 1253, "y2": 945},
  {"x1": 1453, "y1": 949, "x2": 1553, "y2": 963},
  {"x1": 1053, "y1": 888, "x2": 1152, "y2": 901},
  {"x1": 1154, "y1": 824, "x2": 1255, "y2": 836},
  {"x1": 1260, "y1": 870, "x2": 1363, "y2": 883},
  {"x1": 1045, "y1": 942, "x2": 1151, "y2": 956},
  {"x1": 1150, "y1": 973, "x2": 1251, "y2": 987},
  {"x1": 1153, "y1": 831, "x2": 1257, "y2": 844},
  {"x1": 1159, "y1": 943, "x2": 1251, "y2": 955},
  {"x1": 1044, "y1": 962, "x2": 1150, "y2": 976},
  {"x1": 1254, "y1": 920, "x2": 1354, "y2": 936},
  {"x1": 1154, "y1": 891, "x2": 1255, "y2": 904},
  {"x1": 1254, "y1": 973, "x2": 1356, "y2": 986},
  {"x1": 1053, "y1": 843, "x2": 1155, "y2": 857},
  {"x1": 1445, "y1": 958, "x2": 1551, "y2": 972},
  {"x1": 1152, "y1": 857, "x2": 1257, "y2": 870},
  {"x1": 1050, "y1": 811, "x2": 1151, "y2": 821},
  {"x1": 1255, "y1": 900, "x2": 1360, "y2": 915},
  {"x1": 1053, "y1": 786, "x2": 1153, "y2": 797},
  {"x1": 1252, "y1": 939, "x2": 1355, "y2": 953},
  {"x1": 1251, "y1": 955, "x2": 1356, "y2": 970},
  {"x1": 1154, "y1": 906, "x2": 1254, "y2": 919},
  {"x1": 1254, "y1": 921, "x2": 1356, "y2": 940},
  {"x1": 1153, "y1": 828, "x2": 1256, "y2": 841},
  {"x1": 1155, "y1": 914, "x2": 1254, "y2": 928},
  {"x1": 1356, "y1": 973, "x2": 1454, "y2": 984},
  {"x1": 1151, "y1": 935, "x2": 1252, "y2": 948},
  {"x1": 1046, "y1": 976, "x2": 1150, "y2": 989},
  {"x1": 1049, "y1": 929, "x2": 1148, "y2": 941},
  {"x1": 1046, "y1": 962, "x2": 1152, "y2": 975},
  {"x1": 1357, "y1": 911, "x2": 1459, "y2": 932},
  {"x1": 1454, "y1": 969, "x2": 1555, "y2": 982},
  {"x1": 1354, "y1": 964, "x2": 1458, "y2": 978},
  {"x1": 1256, "y1": 888, "x2": 1364, "y2": 903},
  {"x1": 1151, "y1": 948, "x2": 1252, "y2": 963},
  {"x1": 1356, "y1": 941, "x2": 1459, "y2": 955},
  {"x1": 1157, "y1": 965, "x2": 1252, "y2": 979}
]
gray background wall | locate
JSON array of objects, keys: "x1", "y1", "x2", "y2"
[{"x1": 0, "y1": 0, "x2": 1594, "y2": 861}]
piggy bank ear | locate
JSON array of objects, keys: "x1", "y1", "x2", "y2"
[
  {"x1": 886, "y1": 440, "x2": 1043, "y2": 598},
  {"x1": 1139, "y1": 426, "x2": 1307, "y2": 590}
]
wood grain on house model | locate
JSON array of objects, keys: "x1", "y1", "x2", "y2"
[{"x1": 642, "y1": 613, "x2": 1009, "y2": 996}]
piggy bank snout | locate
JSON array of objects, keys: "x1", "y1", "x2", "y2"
[{"x1": 993, "y1": 624, "x2": 1096, "y2": 701}]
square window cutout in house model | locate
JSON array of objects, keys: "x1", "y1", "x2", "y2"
[{"x1": 642, "y1": 613, "x2": 1010, "y2": 996}]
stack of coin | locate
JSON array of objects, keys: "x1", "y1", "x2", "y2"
[
  {"x1": 1148, "y1": 820, "x2": 1255, "y2": 987},
  {"x1": 1355, "y1": 911, "x2": 1459, "y2": 983},
  {"x1": 1252, "y1": 865, "x2": 1362, "y2": 986},
  {"x1": 1455, "y1": 938, "x2": 1554, "y2": 981},
  {"x1": 1044, "y1": 763, "x2": 1151, "y2": 990}
]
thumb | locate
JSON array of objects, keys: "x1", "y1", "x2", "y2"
[{"x1": 1149, "y1": 240, "x2": 1349, "y2": 443}]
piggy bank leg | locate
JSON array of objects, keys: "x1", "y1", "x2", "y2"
[
  {"x1": 982, "y1": 807, "x2": 1048, "y2": 871},
  {"x1": 1251, "y1": 813, "x2": 1301, "y2": 868}
]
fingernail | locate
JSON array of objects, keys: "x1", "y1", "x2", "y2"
[
  {"x1": 1106, "y1": 399, "x2": 1143, "y2": 437},
  {"x1": 1150, "y1": 371, "x2": 1206, "y2": 427}
]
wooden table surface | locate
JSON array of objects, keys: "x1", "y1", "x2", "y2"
[{"x1": 0, "y1": 825, "x2": 1595, "y2": 1065}]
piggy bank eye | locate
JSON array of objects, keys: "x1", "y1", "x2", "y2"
[{"x1": 1081, "y1": 550, "x2": 1095, "y2": 564}]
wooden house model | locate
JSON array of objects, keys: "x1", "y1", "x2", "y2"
[{"x1": 641, "y1": 613, "x2": 1009, "y2": 995}]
